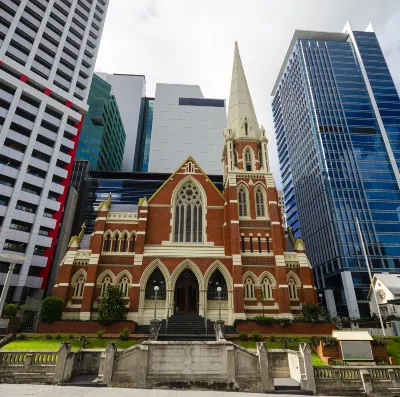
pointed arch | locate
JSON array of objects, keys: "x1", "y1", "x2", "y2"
[
  {"x1": 71, "y1": 269, "x2": 87, "y2": 286},
  {"x1": 237, "y1": 183, "x2": 250, "y2": 218},
  {"x1": 111, "y1": 229, "x2": 122, "y2": 238},
  {"x1": 102, "y1": 230, "x2": 112, "y2": 252},
  {"x1": 242, "y1": 271, "x2": 259, "y2": 286},
  {"x1": 243, "y1": 146, "x2": 255, "y2": 171},
  {"x1": 116, "y1": 270, "x2": 132, "y2": 284},
  {"x1": 259, "y1": 271, "x2": 277, "y2": 288},
  {"x1": 204, "y1": 260, "x2": 233, "y2": 292},
  {"x1": 139, "y1": 259, "x2": 171, "y2": 291},
  {"x1": 96, "y1": 269, "x2": 117, "y2": 286},
  {"x1": 171, "y1": 176, "x2": 206, "y2": 243},
  {"x1": 128, "y1": 230, "x2": 137, "y2": 253},
  {"x1": 120, "y1": 231, "x2": 129, "y2": 252},
  {"x1": 254, "y1": 183, "x2": 269, "y2": 219},
  {"x1": 286, "y1": 271, "x2": 301, "y2": 286},
  {"x1": 170, "y1": 259, "x2": 205, "y2": 291}
]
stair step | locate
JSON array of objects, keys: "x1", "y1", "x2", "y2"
[{"x1": 158, "y1": 334, "x2": 215, "y2": 341}]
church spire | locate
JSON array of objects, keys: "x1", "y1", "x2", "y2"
[{"x1": 227, "y1": 42, "x2": 260, "y2": 139}]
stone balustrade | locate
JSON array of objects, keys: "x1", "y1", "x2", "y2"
[{"x1": 314, "y1": 366, "x2": 400, "y2": 395}]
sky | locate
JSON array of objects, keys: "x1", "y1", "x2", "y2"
[{"x1": 95, "y1": 0, "x2": 400, "y2": 187}]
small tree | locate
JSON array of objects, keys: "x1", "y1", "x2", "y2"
[
  {"x1": 98, "y1": 285, "x2": 125, "y2": 322},
  {"x1": 40, "y1": 296, "x2": 64, "y2": 323},
  {"x1": 296, "y1": 302, "x2": 330, "y2": 323}
]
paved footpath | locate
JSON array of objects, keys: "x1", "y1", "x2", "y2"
[{"x1": 0, "y1": 384, "x2": 337, "y2": 397}]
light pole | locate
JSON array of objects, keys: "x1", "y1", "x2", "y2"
[
  {"x1": 0, "y1": 254, "x2": 26, "y2": 317},
  {"x1": 217, "y1": 286, "x2": 222, "y2": 321},
  {"x1": 153, "y1": 285, "x2": 159, "y2": 320},
  {"x1": 318, "y1": 293, "x2": 323, "y2": 306}
]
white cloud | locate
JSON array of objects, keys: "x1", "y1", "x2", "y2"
[{"x1": 96, "y1": 0, "x2": 400, "y2": 187}]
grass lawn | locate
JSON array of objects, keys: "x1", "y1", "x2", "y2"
[
  {"x1": 235, "y1": 337, "x2": 326, "y2": 366},
  {"x1": 1, "y1": 336, "x2": 141, "y2": 351},
  {"x1": 386, "y1": 337, "x2": 400, "y2": 363}
]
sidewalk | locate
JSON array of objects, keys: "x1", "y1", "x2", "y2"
[{"x1": 0, "y1": 384, "x2": 336, "y2": 397}]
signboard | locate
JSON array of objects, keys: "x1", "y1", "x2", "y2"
[{"x1": 340, "y1": 341, "x2": 373, "y2": 361}]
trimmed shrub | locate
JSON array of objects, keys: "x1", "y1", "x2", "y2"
[
  {"x1": 279, "y1": 318, "x2": 292, "y2": 327},
  {"x1": 40, "y1": 297, "x2": 64, "y2": 324},
  {"x1": 17, "y1": 333, "x2": 26, "y2": 340},
  {"x1": 55, "y1": 334, "x2": 61, "y2": 340},
  {"x1": 97, "y1": 329, "x2": 105, "y2": 339},
  {"x1": 3, "y1": 303, "x2": 19, "y2": 318},
  {"x1": 45, "y1": 334, "x2": 53, "y2": 340},
  {"x1": 252, "y1": 315, "x2": 274, "y2": 325},
  {"x1": 329, "y1": 359, "x2": 348, "y2": 366},
  {"x1": 239, "y1": 331, "x2": 249, "y2": 341},
  {"x1": 269, "y1": 335, "x2": 276, "y2": 342},
  {"x1": 293, "y1": 336, "x2": 299, "y2": 342},
  {"x1": 119, "y1": 327, "x2": 131, "y2": 341},
  {"x1": 371, "y1": 336, "x2": 388, "y2": 346},
  {"x1": 98, "y1": 286, "x2": 125, "y2": 322},
  {"x1": 296, "y1": 302, "x2": 331, "y2": 323},
  {"x1": 69, "y1": 334, "x2": 74, "y2": 340},
  {"x1": 251, "y1": 330, "x2": 263, "y2": 342}
]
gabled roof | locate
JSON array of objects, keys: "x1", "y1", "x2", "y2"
[{"x1": 146, "y1": 156, "x2": 224, "y2": 204}]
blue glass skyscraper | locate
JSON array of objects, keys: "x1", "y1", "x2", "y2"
[{"x1": 272, "y1": 23, "x2": 400, "y2": 318}]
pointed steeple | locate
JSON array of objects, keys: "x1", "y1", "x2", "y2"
[{"x1": 227, "y1": 42, "x2": 260, "y2": 139}]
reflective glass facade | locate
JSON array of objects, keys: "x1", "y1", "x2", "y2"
[
  {"x1": 76, "y1": 75, "x2": 126, "y2": 171},
  {"x1": 137, "y1": 98, "x2": 154, "y2": 172},
  {"x1": 272, "y1": 28, "x2": 400, "y2": 318}
]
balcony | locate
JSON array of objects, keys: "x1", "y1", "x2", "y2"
[
  {"x1": 63, "y1": 41, "x2": 79, "y2": 58},
  {"x1": 24, "y1": 173, "x2": 45, "y2": 189},
  {"x1": 53, "y1": 74, "x2": 71, "y2": 91},
  {"x1": 17, "y1": 21, "x2": 37, "y2": 40},
  {"x1": 36, "y1": 48, "x2": 54, "y2": 65},
  {"x1": 48, "y1": 16, "x2": 64, "y2": 34},
  {"x1": 46, "y1": 198, "x2": 60, "y2": 212},
  {"x1": 43, "y1": 112, "x2": 61, "y2": 128},
  {"x1": 34, "y1": 141, "x2": 53, "y2": 157},
  {"x1": 7, "y1": 130, "x2": 30, "y2": 147},
  {"x1": 0, "y1": 89, "x2": 14, "y2": 104},
  {"x1": 0, "y1": 146, "x2": 24, "y2": 162},
  {"x1": 39, "y1": 126, "x2": 57, "y2": 143},
  {"x1": 29, "y1": 156, "x2": 49, "y2": 173},
  {"x1": 57, "y1": 151, "x2": 71, "y2": 164},
  {"x1": 0, "y1": 163, "x2": 19, "y2": 179},
  {"x1": 25, "y1": 276, "x2": 43, "y2": 289},
  {"x1": 13, "y1": 34, "x2": 33, "y2": 53},
  {"x1": 40, "y1": 216, "x2": 56, "y2": 229},
  {"x1": 60, "y1": 51, "x2": 77, "y2": 68},
  {"x1": 0, "y1": 205, "x2": 7, "y2": 217},
  {"x1": 26, "y1": 2, "x2": 45, "y2": 18},
  {"x1": 18, "y1": 99, "x2": 39, "y2": 117},
  {"x1": 53, "y1": 165, "x2": 68, "y2": 179},
  {"x1": 12, "y1": 114, "x2": 34, "y2": 132},
  {"x1": 49, "y1": 181, "x2": 64, "y2": 195},
  {"x1": 18, "y1": 190, "x2": 40, "y2": 206},
  {"x1": 61, "y1": 137, "x2": 74, "y2": 150},
  {"x1": 0, "y1": 107, "x2": 8, "y2": 120},
  {"x1": 39, "y1": 37, "x2": 58, "y2": 55},
  {"x1": 0, "y1": 185, "x2": 13, "y2": 198},
  {"x1": 57, "y1": 63, "x2": 74, "y2": 79},
  {"x1": 31, "y1": 60, "x2": 50, "y2": 78},
  {"x1": 21, "y1": 11, "x2": 41, "y2": 29},
  {"x1": 36, "y1": 234, "x2": 52, "y2": 248},
  {"x1": 13, "y1": 209, "x2": 35, "y2": 224},
  {"x1": 65, "y1": 123, "x2": 77, "y2": 136},
  {"x1": 6, "y1": 46, "x2": 28, "y2": 64},
  {"x1": 31, "y1": 255, "x2": 48, "y2": 268},
  {"x1": 74, "y1": 87, "x2": 85, "y2": 100},
  {"x1": 6, "y1": 229, "x2": 30, "y2": 244}
]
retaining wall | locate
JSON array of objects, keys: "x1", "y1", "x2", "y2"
[
  {"x1": 236, "y1": 321, "x2": 336, "y2": 335},
  {"x1": 37, "y1": 321, "x2": 136, "y2": 334}
]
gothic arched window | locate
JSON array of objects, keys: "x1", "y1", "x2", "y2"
[
  {"x1": 238, "y1": 187, "x2": 248, "y2": 217},
  {"x1": 101, "y1": 276, "x2": 113, "y2": 297},
  {"x1": 103, "y1": 234, "x2": 111, "y2": 252},
  {"x1": 73, "y1": 276, "x2": 85, "y2": 298},
  {"x1": 129, "y1": 234, "x2": 136, "y2": 252},
  {"x1": 256, "y1": 188, "x2": 265, "y2": 217},
  {"x1": 244, "y1": 277, "x2": 255, "y2": 299},
  {"x1": 119, "y1": 276, "x2": 130, "y2": 297},
  {"x1": 244, "y1": 149, "x2": 253, "y2": 172},
  {"x1": 112, "y1": 234, "x2": 119, "y2": 252},
  {"x1": 145, "y1": 269, "x2": 166, "y2": 299},
  {"x1": 207, "y1": 269, "x2": 228, "y2": 300},
  {"x1": 261, "y1": 277, "x2": 272, "y2": 299},
  {"x1": 174, "y1": 180, "x2": 203, "y2": 243},
  {"x1": 121, "y1": 234, "x2": 128, "y2": 252},
  {"x1": 288, "y1": 278, "x2": 298, "y2": 299}
]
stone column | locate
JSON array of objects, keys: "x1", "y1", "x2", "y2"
[
  {"x1": 54, "y1": 342, "x2": 71, "y2": 383},
  {"x1": 324, "y1": 289, "x2": 337, "y2": 317},
  {"x1": 341, "y1": 271, "x2": 360, "y2": 319},
  {"x1": 299, "y1": 342, "x2": 316, "y2": 394},
  {"x1": 99, "y1": 342, "x2": 117, "y2": 385},
  {"x1": 257, "y1": 342, "x2": 274, "y2": 392}
]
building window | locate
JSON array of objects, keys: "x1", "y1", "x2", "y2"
[
  {"x1": 129, "y1": 234, "x2": 136, "y2": 252},
  {"x1": 119, "y1": 276, "x2": 129, "y2": 297},
  {"x1": 121, "y1": 234, "x2": 128, "y2": 252},
  {"x1": 103, "y1": 235, "x2": 111, "y2": 252},
  {"x1": 266, "y1": 235, "x2": 270, "y2": 253},
  {"x1": 145, "y1": 269, "x2": 166, "y2": 299},
  {"x1": 261, "y1": 277, "x2": 272, "y2": 299},
  {"x1": 207, "y1": 270, "x2": 228, "y2": 300},
  {"x1": 101, "y1": 276, "x2": 113, "y2": 297},
  {"x1": 173, "y1": 180, "x2": 203, "y2": 243},
  {"x1": 73, "y1": 276, "x2": 85, "y2": 298},
  {"x1": 244, "y1": 149, "x2": 252, "y2": 171},
  {"x1": 241, "y1": 234, "x2": 245, "y2": 252},
  {"x1": 238, "y1": 187, "x2": 248, "y2": 217},
  {"x1": 234, "y1": 149, "x2": 238, "y2": 165},
  {"x1": 249, "y1": 235, "x2": 253, "y2": 252},
  {"x1": 258, "y1": 236, "x2": 262, "y2": 252},
  {"x1": 112, "y1": 235, "x2": 119, "y2": 252},
  {"x1": 244, "y1": 121, "x2": 248, "y2": 136},
  {"x1": 256, "y1": 188, "x2": 265, "y2": 217},
  {"x1": 244, "y1": 277, "x2": 255, "y2": 299},
  {"x1": 288, "y1": 278, "x2": 298, "y2": 300}
]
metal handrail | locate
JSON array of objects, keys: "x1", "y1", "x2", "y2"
[
  {"x1": 204, "y1": 313, "x2": 207, "y2": 334},
  {"x1": 165, "y1": 308, "x2": 169, "y2": 334}
]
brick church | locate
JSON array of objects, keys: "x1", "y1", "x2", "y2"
[{"x1": 53, "y1": 43, "x2": 317, "y2": 325}]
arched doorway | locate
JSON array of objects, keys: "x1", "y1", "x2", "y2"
[{"x1": 174, "y1": 269, "x2": 198, "y2": 314}]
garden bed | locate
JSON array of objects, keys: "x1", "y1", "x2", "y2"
[
  {"x1": 236, "y1": 321, "x2": 336, "y2": 335},
  {"x1": 37, "y1": 320, "x2": 136, "y2": 335}
]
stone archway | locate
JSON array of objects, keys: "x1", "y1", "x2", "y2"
[{"x1": 174, "y1": 268, "x2": 199, "y2": 314}]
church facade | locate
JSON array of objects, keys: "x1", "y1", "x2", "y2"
[{"x1": 53, "y1": 43, "x2": 317, "y2": 325}]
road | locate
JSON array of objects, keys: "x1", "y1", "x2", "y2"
[{"x1": 0, "y1": 384, "x2": 338, "y2": 397}]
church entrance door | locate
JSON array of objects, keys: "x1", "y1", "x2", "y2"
[{"x1": 174, "y1": 269, "x2": 198, "y2": 314}]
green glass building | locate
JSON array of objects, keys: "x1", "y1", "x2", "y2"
[{"x1": 76, "y1": 74, "x2": 126, "y2": 171}]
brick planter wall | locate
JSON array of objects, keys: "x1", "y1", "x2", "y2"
[
  {"x1": 315, "y1": 342, "x2": 342, "y2": 364},
  {"x1": 37, "y1": 321, "x2": 136, "y2": 335},
  {"x1": 236, "y1": 321, "x2": 336, "y2": 335}
]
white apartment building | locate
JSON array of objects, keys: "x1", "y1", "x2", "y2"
[
  {"x1": 0, "y1": 0, "x2": 109, "y2": 301},
  {"x1": 148, "y1": 83, "x2": 226, "y2": 175}
]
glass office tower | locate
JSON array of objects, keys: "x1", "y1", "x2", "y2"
[{"x1": 272, "y1": 23, "x2": 400, "y2": 318}]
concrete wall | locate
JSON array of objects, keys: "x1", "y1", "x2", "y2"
[{"x1": 148, "y1": 84, "x2": 226, "y2": 175}]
